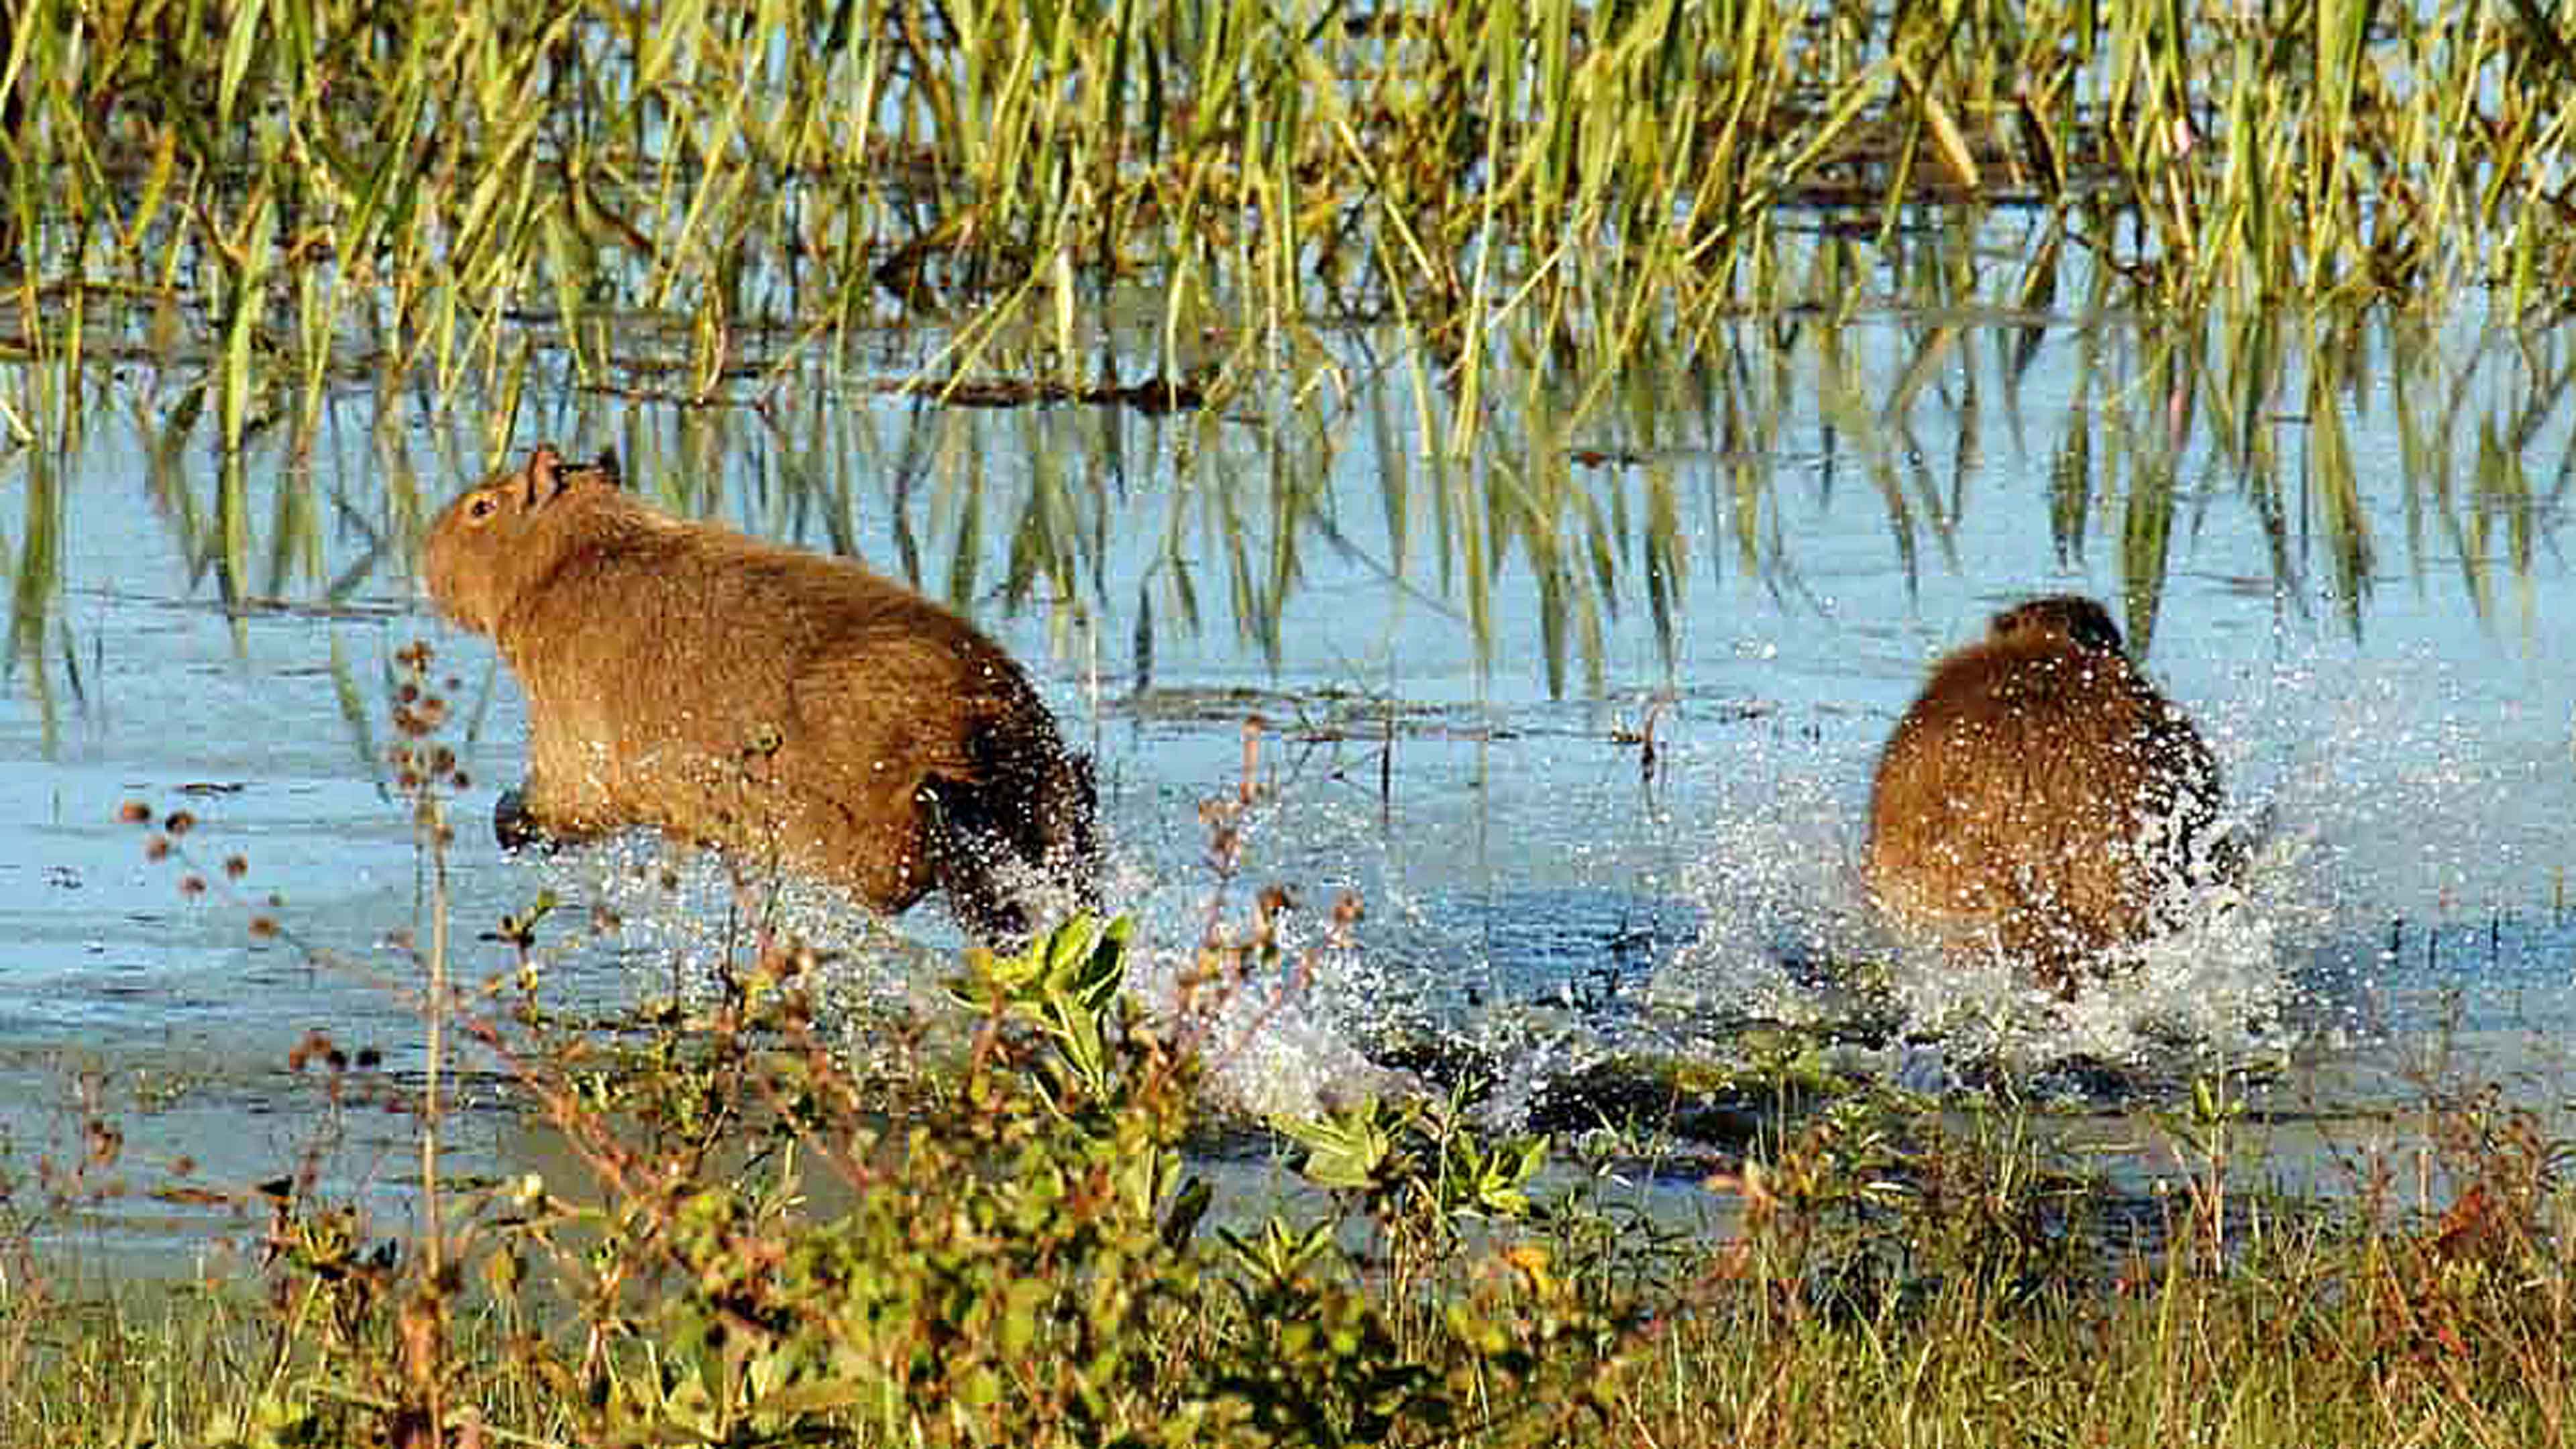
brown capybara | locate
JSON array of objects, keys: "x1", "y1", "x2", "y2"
[
  {"x1": 421, "y1": 444, "x2": 1099, "y2": 947},
  {"x1": 1864, "y1": 595, "x2": 2233, "y2": 994}
]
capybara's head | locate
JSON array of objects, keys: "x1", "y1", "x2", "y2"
[
  {"x1": 423, "y1": 445, "x2": 623, "y2": 637},
  {"x1": 1986, "y1": 594, "x2": 2125, "y2": 655}
]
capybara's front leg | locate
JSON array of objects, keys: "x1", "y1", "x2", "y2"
[{"x1": 492, "y1": 777, "x2": 619, "y2": 854}]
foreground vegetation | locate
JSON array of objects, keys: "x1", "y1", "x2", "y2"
[
  {"x1": 7, "y1": 1034, "x2": 2574, "y2": 1449},
  {"x1": 1, "y1": 655, "x2": 2571, "y2": 1448}
]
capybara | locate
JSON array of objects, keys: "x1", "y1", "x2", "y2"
[
  {"x1": 1864, "y1": 594, "x2": 2232, "y2": 993},
  {"x1": 421, "y1": 444, "x2": 1099, "y2": 946}
]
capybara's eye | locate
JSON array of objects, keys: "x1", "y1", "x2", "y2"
[{"x1": 469, "y1": 495, "x2": 496, "y2": 519}]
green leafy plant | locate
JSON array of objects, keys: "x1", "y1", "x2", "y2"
[{"x1": 947, "y1": 910, "x2": 1134, "y2": 1108}]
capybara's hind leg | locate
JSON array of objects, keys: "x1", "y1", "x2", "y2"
[
  {"x1": 1041, "y1": 751, "x2": 1104, "y2": 913},
  {"x1": 918, "y1": 775, "x2": 1040, "y2": 949}
]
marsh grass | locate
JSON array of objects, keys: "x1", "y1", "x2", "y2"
[
  {"x1": 10, "y1": 0, "x2": 2576, "y2": 419},
  {"x1": 3, "y1": 955, "x2": 2571, "y2": 1447}
]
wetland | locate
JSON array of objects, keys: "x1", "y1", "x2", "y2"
[{"x1": 2, "y1": 1, "x2": 2574, "y2": 1443}]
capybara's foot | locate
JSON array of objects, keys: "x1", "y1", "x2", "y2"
[
  {"x1": 494, "y1": 786, "x2": 554, "y2": 853},
  {"x1": 494, "y1": 786, "x2": 613, "y2": 855}
]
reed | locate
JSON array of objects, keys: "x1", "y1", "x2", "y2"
[{"x1": 11, "y1": 1, "x2": 2575, "y2": 394}]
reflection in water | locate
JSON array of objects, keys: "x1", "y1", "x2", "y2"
[
  {"x1": 0, "y1": 296, "x2": 2571, "y2": 1264},
  {"x1": 4, "y1": 294, "x2": 2571, "y2": 724}
]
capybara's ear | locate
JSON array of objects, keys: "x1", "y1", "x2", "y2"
[
  {"x1": 1993, "y1": 594, "x2": 2125, "y2": 655},
  {"x1": 592, "y1": 449, "x2": 623, "y2": 487},
  {"x1": 522, "y1": 444, "x2": 564, "y2": 508},
  {"x1": 2063, "y1": 605, "x2": 2123, "y2": 654}
]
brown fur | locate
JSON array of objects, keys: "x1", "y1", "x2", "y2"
[
  {"x1": 1864, "y1": 595, "x2": 2229, "y2": 993},
  {"x1": 422, "y1": 444, "x2": 1099, "y2": 945}
]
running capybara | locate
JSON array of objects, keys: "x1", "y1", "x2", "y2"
[
  {"x1": 421, "y1": 444, "x2": 1099, "y2": 946},
  {"x1": 1864, "y1": 595, "x2": 2231, "y2": 993}
]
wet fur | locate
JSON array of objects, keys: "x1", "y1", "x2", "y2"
[
  {"x1": 1864, "y1": 595, "x2": 2229, "y2": 993},
  {"x1": 423, "y1": 445, "x2": 1099, "y2": 945}
]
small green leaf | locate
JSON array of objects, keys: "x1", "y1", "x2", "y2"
[{"x1": 218, "y1": 0, "x2": 268, "y2": 127}]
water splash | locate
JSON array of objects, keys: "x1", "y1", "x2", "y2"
[
  {"x1": 492, "y1": 631, "x2": 2573, "y2": 1127},
  {"x1": 527, "y1": 834, "x2": 946, "y2": 1026}
]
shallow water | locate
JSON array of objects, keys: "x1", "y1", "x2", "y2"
[{"x1": 5, "y1": 307, "x2": 2573, "y2": 1269}]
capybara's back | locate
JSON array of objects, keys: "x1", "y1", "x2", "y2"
[
  {"x1": 423, "y1": 444, "x2": 1098, "y2": 945},
  {"x1": 1864, "y1": 595, "x2": 2226, "y2": 991}
]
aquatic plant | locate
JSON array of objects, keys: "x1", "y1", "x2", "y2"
[{"x1": 11, "y1": 0, "x2": 2576, "y2": 405}]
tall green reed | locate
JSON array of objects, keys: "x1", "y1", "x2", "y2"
[{"x1": 15, "y1": 0, "x2": 2576, "y2": 416}]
